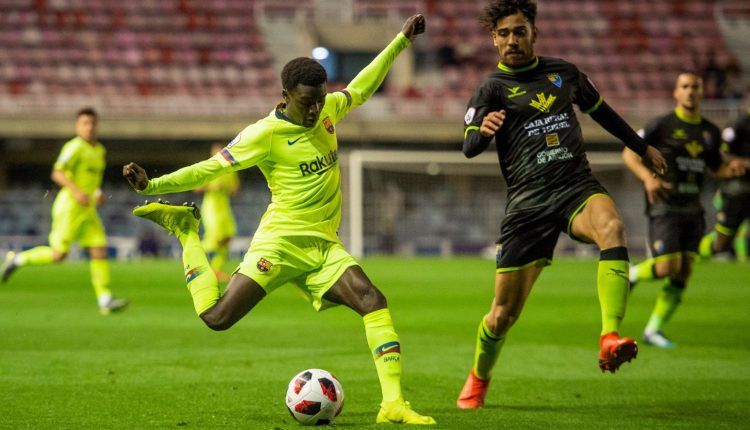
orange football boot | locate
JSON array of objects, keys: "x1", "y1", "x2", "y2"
[
  {"x1": 456, "y1": 370, "x2": 490, "y2": 409},
  {"x1": 598, "y1": 332, "x2": 638, "y2": 373}
]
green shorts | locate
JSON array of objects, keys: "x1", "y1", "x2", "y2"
[
  {"x1": 236, "y1": 236, "x2": 359, "y2": 311},
  {"x1": 48, "y1": 194, "x2": 107, "y2": 253}
]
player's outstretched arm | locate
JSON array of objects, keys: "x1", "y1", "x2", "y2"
[
  {"x1": 345, "y1": 14, "x2": 425, "y2": 109},
  {"x1": 622, "y1": 148, "x2": 671, "y2": 204},
  {"x1": 589, "y1": 101, "x2": 667, "y2": 175},
  {"x1": 123, "y1": 159, "x2": 226, "y2": 195}
]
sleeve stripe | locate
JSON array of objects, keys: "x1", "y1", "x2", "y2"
[
  {"x1": 219, "y1": 148, "x2": 238, "y2": 166},
  {"x1": 581, "y1": 96, "x2": 603, "y2": 114},
  {"x1": 339, "y1": 90, "x2": 352, "y2": 108},
  {"x1": 464, "y1": 125, "x2": 480, "y2": 138}
]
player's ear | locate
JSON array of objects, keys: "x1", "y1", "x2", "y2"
[{"x1": 282, "y1": 89, "x2": 289, "y2": 103}]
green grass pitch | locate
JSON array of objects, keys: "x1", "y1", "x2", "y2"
[{"x1": 1, "y1": 257, "x2": 748, "y2": 429}]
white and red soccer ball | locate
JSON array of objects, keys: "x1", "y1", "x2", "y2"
[{"x1": 286, "y1": 369, "x2": 344, "y2": 425}]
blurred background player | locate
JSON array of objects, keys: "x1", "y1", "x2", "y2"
[
  {"x1": 699, "y1": 108, "x2": 750, "y2": 260},
  {"x1": 624, "y1": 73, "x2": 745, "y2": 348},
  {"x1": 197, "y1": 143, "x2": 241, "y2": 282},
  {"x1": 124, "y1": 15, "x2": 435, "y2": 425},
  {"x1": 1, "y1": 108, "x2": 127, "y2": 315},
  {"x1": 456, "y1": 0, "x2": 667, "y2": 409}
]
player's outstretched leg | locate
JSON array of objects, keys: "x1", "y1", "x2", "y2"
[
  {"x1": 597, "y1": 247, "x2": 638, "y2": 373},
  {"x1": 133, "y1": 200, "x2": 220, "y2": 314},
  {"x1": 456, "y1": 316, "x2": 503, "y2": 409},
  {"x1": 1, "y1": 246, "x2": 56, "y2": 284}
]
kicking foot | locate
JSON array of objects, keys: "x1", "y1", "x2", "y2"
[
  {"x1": 376, "y1": 399, "x2": 436, "y2": 425},
  {"x1": 456, "y1": 369, "x2": 490, "y2": 409},
  {"x1": 628, "y1": 264, "x2": 638, "y2": 291},
  {"x1": 643, "y1": 330, "x2": 676, "y2": 349},
  {"x1": 598, "y1": 332, "x2": 638, "y2": 373},
  {"x1": 1, "y1": 251, "x2": 19, "y2": 284},
  {"x1": 132, "y1": 200, "x2": 200, "y2": 237},
  {"x1": 99, "y1": 297, "x2": 129, "y2": 315}
]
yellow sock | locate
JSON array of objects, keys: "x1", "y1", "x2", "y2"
[
  {"x1": 181, "y1": 231, "x2": 219, "y2": 315},
  {"x1": 90, "y1": 258, "x2": 112, "y2": 299},
  {"x1": 472, "y1": 316, "x2": 505, "y2": 380},
  {"x1": 16, "y1": 246, "x2": 54, "y2": 266},
  {"x1": 363, "y1": 308, "x2": 403, "y2": 403},
  {"x1": 598, "y1": 247, "x2": 630, "y2": 335},
  {"x1": 210, "y1": 244, "x2": 229, "y2": 273}
]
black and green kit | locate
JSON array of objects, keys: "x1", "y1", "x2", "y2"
[
  {"x1": 463, "y1": 56, "x2": 611, "y2": 270},
  {"x1": 640, "y1": 110, "x2": 722, "y2": 255},
  {"x1": 716, "y1": 112, "x2": 750, "y2": 234}
]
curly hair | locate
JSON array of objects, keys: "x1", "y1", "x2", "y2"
[
  {"x1": 281, "y1": 57, "x2": 327, "y2": 91},
  {"x1": 480, "y1": 0, "x2": 537, "y2": 30}
]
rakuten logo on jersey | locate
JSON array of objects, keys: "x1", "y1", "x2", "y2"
[{"x1": 299, "y1": 150, "x2": 338, "y2": 177}]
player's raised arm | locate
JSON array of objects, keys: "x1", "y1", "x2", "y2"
[
  {"x1": 123, "y1": 158, "x2": 226, "y2": 195},
  {"x1": 344, "y1": 14, "x2": 425, "y2": 110}
]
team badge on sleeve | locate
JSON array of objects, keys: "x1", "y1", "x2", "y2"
[
  {"x1": 323, "y1": 116, "x2": 334, "y2": 134},
  {"x1": 465, "y1": 107, "x2": 476, "y2": 125},
  {"x1": 256, "y1": 258, "x2": 272, "y2": 273}
]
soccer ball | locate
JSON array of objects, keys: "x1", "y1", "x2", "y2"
[{"x1": 285, "y1": 369, "x2": 344, "y2": 425}]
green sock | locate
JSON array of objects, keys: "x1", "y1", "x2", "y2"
[
  {"x1": 180, "y1": 231, "x2": 219, "y2": 315},
  {"x1": 16, "y1": 246, "x2": 54, "y2": 266},
  {"x1": 210, "y1": 244, "x2": 229, "y2": 274},
  {"x1": 736, "y1": 223, "x2": 748, "y2": 261},
  {"x1": 363, "y1": 308, "x2": 403, "y2": 403},
  {"x1": 645, "y1": 279, "x2": 685, "y2": 333},
  {"x1": 472, "y1": 316, "x2": 506, "y2": 381},
  {"x1": 698, "y1": 232, "x2": 715, "y2": 258},
  {"x1": 630, "y1": 258, "x2": 657, "y2": 283},
  {"x1": 90, "y1": 258, "x2": 112, "y2": 299},
  {"x1": 597, "y1": 247, "x2": 630, "y2": 335}
]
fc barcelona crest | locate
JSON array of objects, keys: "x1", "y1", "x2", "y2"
[
  {"x1": 257, "y1": 258, "x2": 272, "y2": 273},
  {"x1": 322, "y1": 116, "x2": 334, "y2": 134}
]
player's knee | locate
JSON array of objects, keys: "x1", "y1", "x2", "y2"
[
  {"x1": 359, "y1": 286, "x2": 387, "y2": 314},
  {"x1": 52, "y1": 252, "x2": 67, "y2": 263},
  {"x1": 598, "y1": 218, "x2": 626, "y2": 245}
]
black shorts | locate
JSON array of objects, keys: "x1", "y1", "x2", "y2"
[
  {"x1": 648, "y1": 214, "x2": 705, "y2": 257},
  {"x1": 495, "y1": 180, "x2": 608, "y2": 271},
  {"x1": 716, "y1": 192, "x2": 750, "y2": 235}
]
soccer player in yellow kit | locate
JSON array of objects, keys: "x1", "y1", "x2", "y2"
[
  {"x1": 198, "y1": 143, "x2": 240, "y2": 282},
  {"x1": 2, "y1": 108, "x2": 127, "y2": 314},
  {"x1": 123, "y1": 15, "x2": 435, "y2": 425}
]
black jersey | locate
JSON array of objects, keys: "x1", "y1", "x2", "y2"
[
  {"x1": 640, "y1": 111, "x2": 722, "y2": 216},
  {"x1": 463, "y1": 56, "x2": 603, "y2": 213},
  {"x1": 721, "y1": 113, "x2": 750, "y2": 196}
]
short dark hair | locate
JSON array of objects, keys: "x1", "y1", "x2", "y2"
[
  {"x1": 76, "y1": 107, "x2": 97, "y2": 119},
  {"x1": 281, "y1": 57, "x2": 327, "y2": 91},
  {"x1": 480, "y1": 0, "x2": 537, "y2": 30}
]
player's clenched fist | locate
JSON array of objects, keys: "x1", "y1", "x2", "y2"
[
  {"x1": 123, "y1": 162, "x2": 149, "y2": 191},
  {"x1": 480, "y1": 110, "x2": 506, "y2": 137},
  {"x1": 401, "y1": 14, "x2": 426, "y2": 41}
]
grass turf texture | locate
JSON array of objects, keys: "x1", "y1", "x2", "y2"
[{"x1": 0, "y1": 258, "x2": 748, "y2": 429}]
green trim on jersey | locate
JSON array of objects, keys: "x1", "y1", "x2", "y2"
[
  {"x1": 464, "y1": 125, "x2": 479, "y2": 138},
  {"x1": 496, "y1": 257, "x2": 551, "y2": 273},
  {"x1": 674, "y1": 107, "x2": 701, "y2": 125},
  {"x1": 497, "y1": 57, "x2": 539, "y2": 74},
  {"x1": 715, "y1": 223, "x2": 735, "y2": 236},
  {"x1": 581, "y1": 96, "x2": 604, "y2": 114}
]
